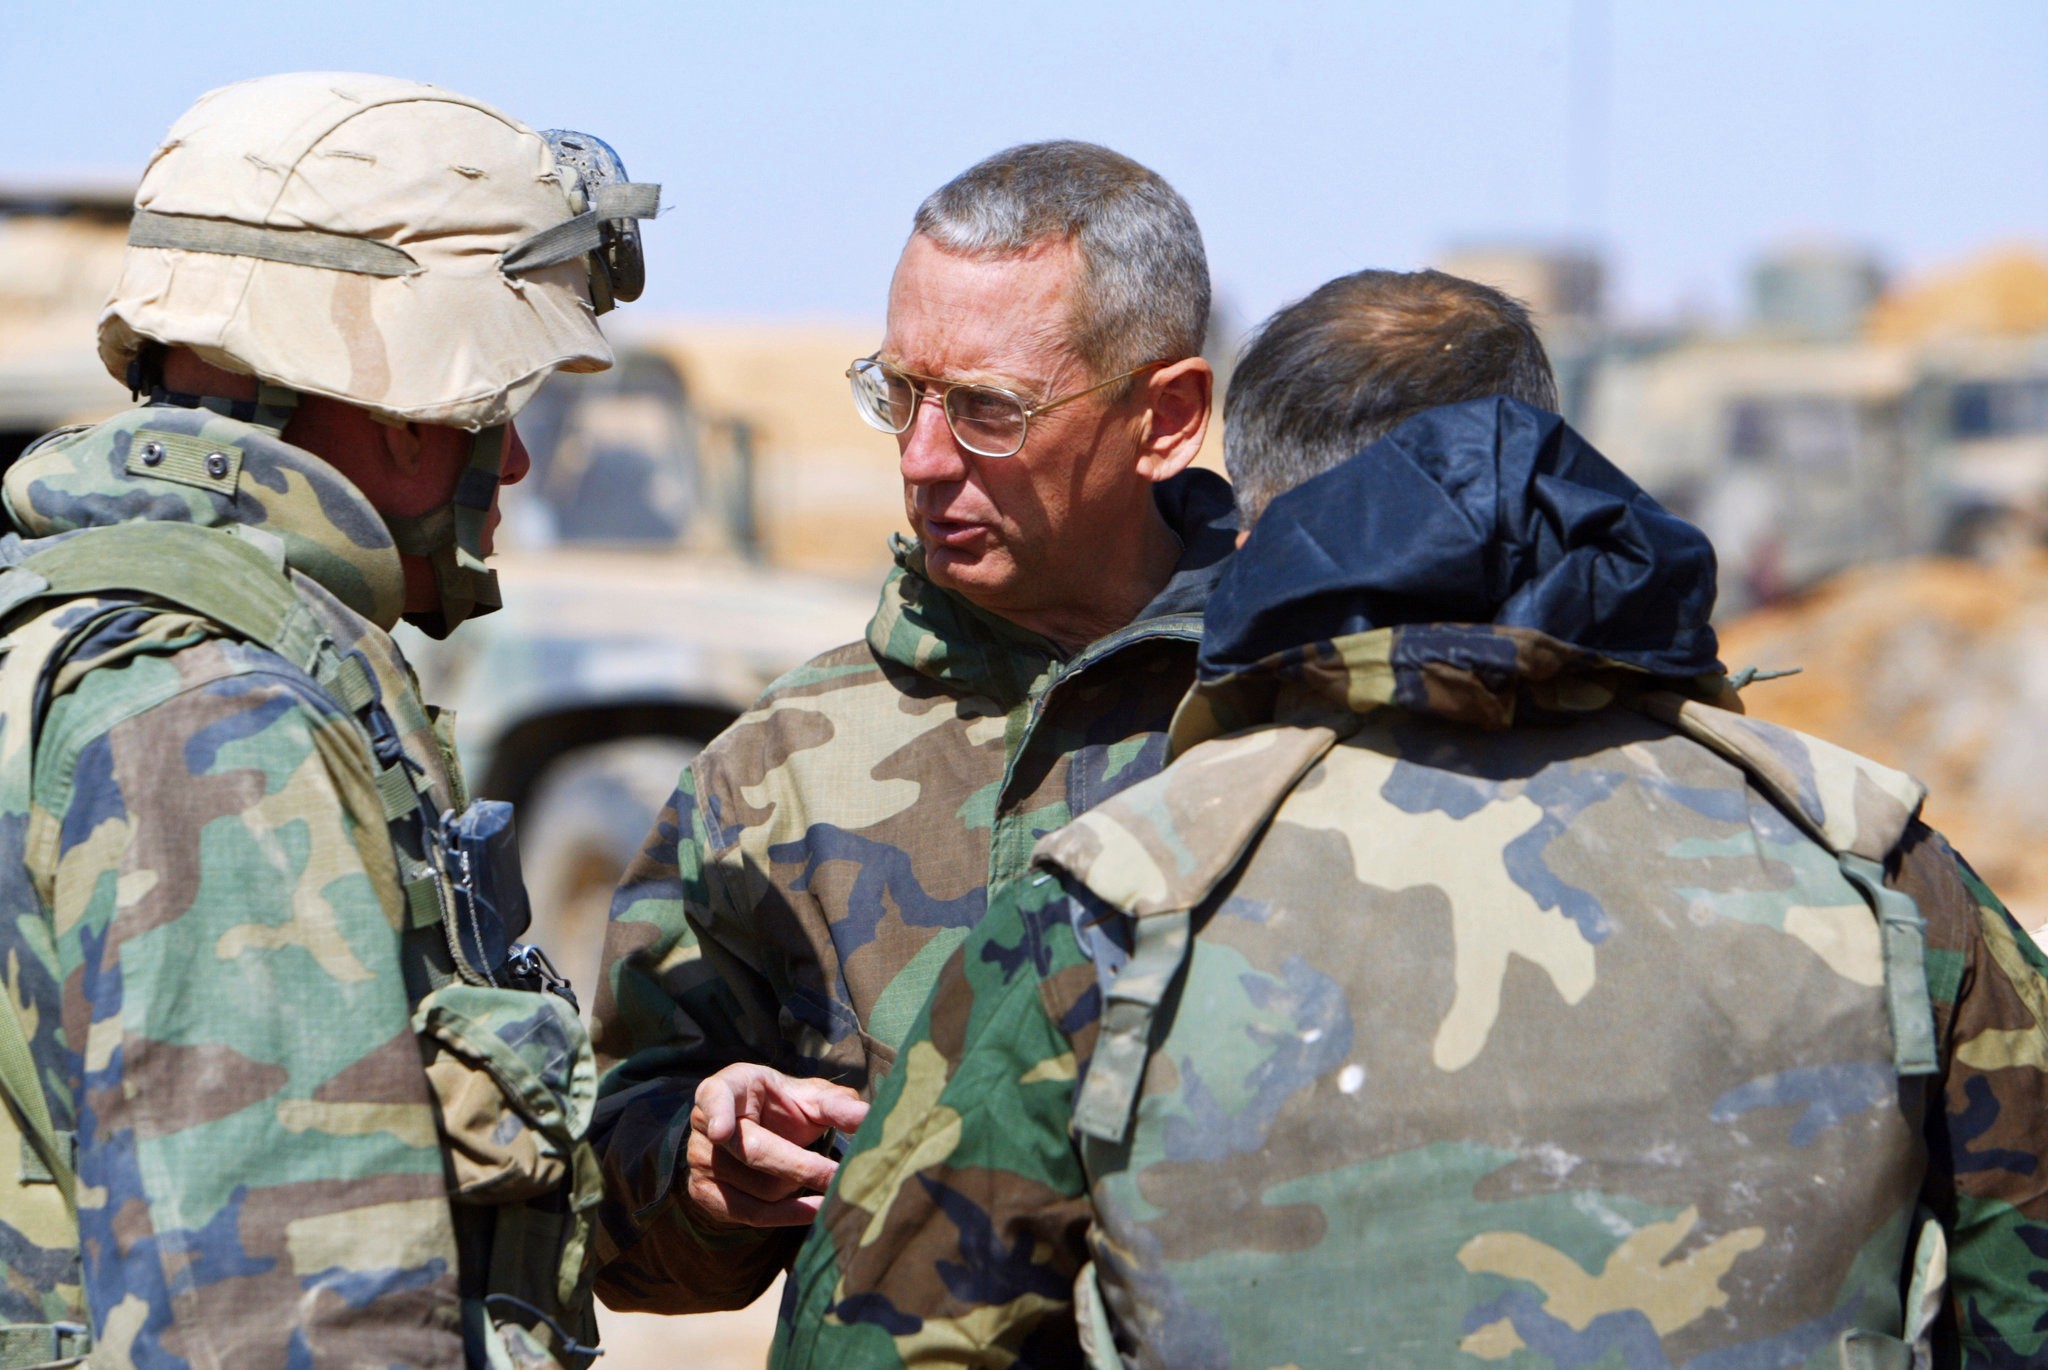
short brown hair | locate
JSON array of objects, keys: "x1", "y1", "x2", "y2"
[{"x1": 1225, "y1": 269, "x2": 1558, "y2": 525}]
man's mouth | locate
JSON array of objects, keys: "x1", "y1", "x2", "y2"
[{"x1": 919, "y1": 514, "x2": 984, "y2": 548}]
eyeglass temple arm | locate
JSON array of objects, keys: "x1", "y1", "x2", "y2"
[{"x1": 1026, "y1": 361, "x2": 1166, "y2": 417}]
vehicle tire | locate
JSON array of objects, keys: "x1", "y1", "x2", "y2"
[{"x1": 517, "y1": 736, "x2": 701, "y2": 1014}]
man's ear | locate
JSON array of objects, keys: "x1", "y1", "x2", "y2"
[
  {"x1": 379, "y1": 420, "x2": 424, "y2": 477},
  {"x1": 1134, "y1": 357, "x2": 1213, "y2": 483}
]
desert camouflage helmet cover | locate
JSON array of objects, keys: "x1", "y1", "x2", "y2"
[{"x1": 99, "y1": 72, "x2": 656, "y2": 429}]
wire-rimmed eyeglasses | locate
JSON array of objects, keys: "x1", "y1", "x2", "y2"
[{"x1": 846, "y1": 354, "x2": 1164, "y2": 458}]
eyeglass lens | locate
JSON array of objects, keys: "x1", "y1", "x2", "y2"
[
  {"x1": 850, "y1": 360, "x2": 1028, "y2": 457},
  {"x1": 943, "y1": 387, "x2": 1026, "y2": 456},
  {"x1": 851, "y1": 361, "x2": 916, "y2": 433}
]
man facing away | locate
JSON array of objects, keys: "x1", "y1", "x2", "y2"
[
  {"x1": 774, "y1": 270, "x2": 2048, "y2": 1367},
  {"x1": 589, "y1": 141, "x2": 1235, "y2": 1312},
  {"x1": 0, "y1": 74, "x2": 657, "y2": 1366}
]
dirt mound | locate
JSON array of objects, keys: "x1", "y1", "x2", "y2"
[
  {"x1": 1718, "y1": 555, "x2": 2048, "y2": 926},
  {"x1": 1864, "y1": 246, "x2": 2048, "y2": 345}
]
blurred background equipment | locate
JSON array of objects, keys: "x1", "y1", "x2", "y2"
[
  {"x1": 0, "y1": 184, "x2": 132, "y2": 460},
  {"x1": 393, "y1": 345, "x2": 876, "y2": 1007}
]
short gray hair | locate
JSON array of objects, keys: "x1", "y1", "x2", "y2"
[
  {"x1": 1225, "y1": 269, "x2": 1559, "y2": 526},
  {"x1": 912, "y1": 140, "x2": 1209, "y2": 378}
]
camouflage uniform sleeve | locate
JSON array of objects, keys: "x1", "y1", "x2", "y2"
[
  {"x1": 1897, "y1": 823, "x2": 2048, "y2": 1367},
  {"x1": 588, "y1": 763, "x2": 801, "y2": 1312},
  {"x1": 773, "y1": 873, "x2": 1095, "y2": 1369},
  {"x1": 41, "y1": 651, "x2": 462, "y2": 1367}
]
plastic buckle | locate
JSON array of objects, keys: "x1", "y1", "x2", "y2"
[
  {"x1": 49, "y1": 1322, "x2": 89, "y2": 1360},
  {"x1": 503, "y1": 943, "x2": 578, "y2": 1011}
]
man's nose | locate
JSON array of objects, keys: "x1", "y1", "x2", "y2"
[
  {"x1": 897, "y1": 394, "x2": 968, "y2": 487},
  {"x1": 502, "y1": 424, "x2": 532, "y2": 486}
]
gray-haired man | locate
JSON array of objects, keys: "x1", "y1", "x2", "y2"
[{"x1": 588, "y1": 141, "x2": 1236, "y2": 1312}]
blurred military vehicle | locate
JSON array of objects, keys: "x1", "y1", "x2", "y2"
[
  {"x1": 394, "y1": 351, "x2": 875, "y2": 1003},
  {"x1": 0, "y1": 183, "x2": 134, "y2": 455},
  {"x1": 1449, "y1": 243, "x2": 2048, "y2": 616},
  {"x1": 0, "y1": 186, "x2": 880, "y2": 1005}
]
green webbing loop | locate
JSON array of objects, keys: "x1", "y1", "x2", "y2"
[
  {"x1": 331, "y1": 650, "x2": 377, "y2": 713},
  {"x1": 1074, "y1": 908, "x2": 1192, "y2": 1145},
  {"x1": 0, "y1": 1320, "x2": 89, "y2": 1367},
  {"x1": 0, "y1": 981, "x2": 72, "y2": 1214},
  {"x1": 16, "y1": 1128, "x2": 71, "y2": 1186},
  {"x1": 130, "y1": 210, "x2": 420, "y2": 277},
  {"x1": 1840, "y1": 853, "x2": 1940, "y2": 1077},
  {"x1": 375, "y1": 764, "x2": 419, "y2": 822},
  {"x1": 405, "y1": 875, "x2": 446, "y2": 931}
]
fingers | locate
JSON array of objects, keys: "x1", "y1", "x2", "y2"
[
  {"x1": 688, "y1": 1116, "x2": 840, "y2": 1196},
  {"x1": 685, "y1": 1172, "x2": 825, "y2": 1230},
  {"x1": 733, "y1": 1117, "x2": 841, "y2": 1192},
  {"x1": 693, "y1": 1065, "x2": 870, "y2": 1142},
  {"x1": 798, "y1": 1082, "x2": 871, "y2": 1135},
  {"x1": 682, "y1": 1122, "x2": 834, "y2": 1230},
  {"x1": 692, "y1": 1071, "x2": 742, "y2": 1144}
]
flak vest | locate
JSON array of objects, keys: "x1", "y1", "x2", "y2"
[{"x1": 1037, "y1": 694, "x2": 1945, "y2": 1370}]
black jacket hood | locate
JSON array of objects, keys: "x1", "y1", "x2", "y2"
[{"x1": 1200, "y1": 397, "x2": 1721, "y2": 681}]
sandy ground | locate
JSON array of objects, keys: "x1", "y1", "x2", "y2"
[
  {"x1": 595, "y1": 1279, "x2": 782, "y2": 1369},
  {"x1": 1719, "y1": 552, "x2": 2048, "y2": 929}
]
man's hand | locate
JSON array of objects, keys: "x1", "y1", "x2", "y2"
[{"x1": 686, "y1": 1064, "x2": 870, "y2": 1230}]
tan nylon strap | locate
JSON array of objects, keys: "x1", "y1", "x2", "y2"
[
  {"x1": 499, "y1": 181, "x2": 660, "y2": 274},
  {"x1": 129, "y1": 210, "x2": 420, "y2": 277},
  {"x1": 1072, "y1": 908, "x2": 1191, "y2": 1145}
]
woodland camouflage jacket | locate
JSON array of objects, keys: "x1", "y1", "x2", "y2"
[
  {"x1": 588, "y1": 470, "x2": 1237, "y2": 1314},
  {"x1": 0, "y1": 405, "x2": 478, "y2": 1366},
  {"x1": 775, "y1": 400, "x2": 2048, "y2": 1369}
]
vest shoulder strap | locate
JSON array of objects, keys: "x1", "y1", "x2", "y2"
[
  {"x1": 1035, "y1": 722, "x2": 1346, "y2": 1145},
  {"x1": 1636, "y1": 691, "x2": 1938, "y2": 1075},
  {"x1": 3, "y1": 523, "x2": 328, "y2": 683}
]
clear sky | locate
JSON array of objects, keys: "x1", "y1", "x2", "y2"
[{"x1": 5, "y1": 0, "x2": 2043, "y2": 339}]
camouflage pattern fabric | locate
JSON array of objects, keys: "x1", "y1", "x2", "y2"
[
  {"x1": 0, "y1": 406, "x2": 487, "y2": 1366},
  {"x1": 775, "y1": 625, "x2": 2048, "y2": 1369},
  {"x1": 590, "y1": 469, "x2": 1236, "y2": 1313},
  {"x1": 100, "y1": 72, "x2": 619, "y2": 432}
]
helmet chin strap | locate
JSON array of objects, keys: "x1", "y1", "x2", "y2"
[
  {"x1": 144, "y1": 370, "x2": 303, "y2": 438},
  {"x1": 380, "y1": 424, "x2": 507, "y2": 639}
]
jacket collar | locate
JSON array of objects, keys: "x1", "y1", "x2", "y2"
[
  {"x1": 1174, "y1": 399, "x2": 1729, "y2": 754},
  {"x1": 866, "y1": 467, "x2": 1236, "y2": 707},
  {"x1": 1169, "y1": 623, "x2": 1734, "y2": 755}
]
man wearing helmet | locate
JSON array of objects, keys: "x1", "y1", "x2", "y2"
[{"x1": 0, "y1": 73, "x2": 655, "y2": 1367}]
